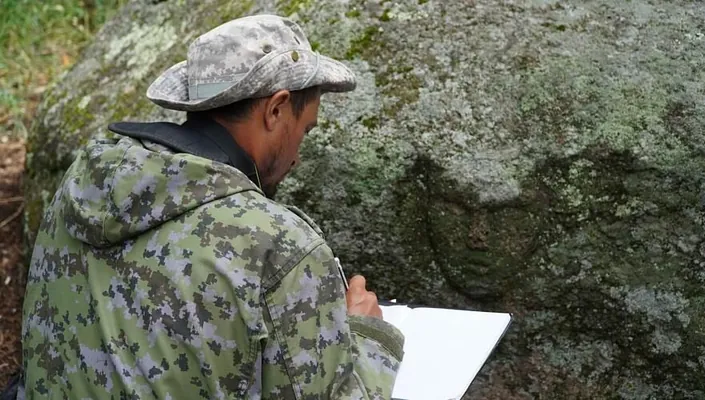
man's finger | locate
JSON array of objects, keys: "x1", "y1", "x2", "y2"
[{"x1": 348, "y1": 275, "x2": 366, "y2": 290}]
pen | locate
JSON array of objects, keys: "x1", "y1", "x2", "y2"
[{"x1": 334, "y1": 257, "x2": 349, "y2": 291}]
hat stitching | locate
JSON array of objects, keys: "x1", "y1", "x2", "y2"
[{"x1": 301, "y1": 52, "x2": 320, "y2": 87}]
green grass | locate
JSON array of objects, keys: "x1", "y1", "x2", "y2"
[{"x1": 0, "y1": 0, "x2": 126, "y2": 137}]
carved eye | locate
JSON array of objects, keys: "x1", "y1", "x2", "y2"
[
  {"x1": 262, "y1": 43, "x2": 273, "y2": 53},
  {"x1": 291, "y1": 51, "x2": 300, "y2": 62}
]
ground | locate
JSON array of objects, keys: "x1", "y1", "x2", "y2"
[{"x1": 0, "y1": 138, "x2": 25, "y2": 388}]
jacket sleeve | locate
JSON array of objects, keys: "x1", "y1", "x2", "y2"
[{"x1": 262, "y1": 241, "x2": 405, "y2": 399}]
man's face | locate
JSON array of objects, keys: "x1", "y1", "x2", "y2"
[{"x1": 259, "y1": 93, "x2": 320, "y2": 198}]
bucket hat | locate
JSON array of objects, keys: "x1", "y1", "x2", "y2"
[{"x1": 146, "y1": 14, "x2": 356, "y2": 112}]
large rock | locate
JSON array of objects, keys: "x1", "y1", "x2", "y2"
[{"x1": 25, "y1": 0, "x2": 705, "y2": 398}]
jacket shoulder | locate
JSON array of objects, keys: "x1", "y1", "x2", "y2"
[{"x1": 178, "y1": 190, "x2": 328, "y2": 290}]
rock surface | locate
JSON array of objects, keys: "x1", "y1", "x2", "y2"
[{"x1": 24, "y1": 0, "x2": 705, "y2": 398}]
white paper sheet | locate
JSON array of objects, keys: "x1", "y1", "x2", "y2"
[
  {"x1": 380, "y1": 305, "x2": 414, "y2": 329},
  {"x1": 380, "y1": 305, "x2": 511, "y2": 400}
]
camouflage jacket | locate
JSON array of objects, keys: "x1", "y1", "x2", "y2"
[{"x1": 20, "y1": 121, "x2": 405, "y2": 399}]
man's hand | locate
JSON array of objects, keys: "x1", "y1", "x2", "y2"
[{"x1": 346, "y1": 275, "x2": 383, "y2": 318}]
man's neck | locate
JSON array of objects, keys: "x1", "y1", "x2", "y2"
[
  {"x1": 179, "y1": 117, "x2": 264, "y2": 191},
  {"x1": 213, "y1": 117, "x2": 265, "y2": 169}
]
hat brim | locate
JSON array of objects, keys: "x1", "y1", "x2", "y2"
[{"x1": 146, "y1": 50, "x2": 356, "y2": 112}]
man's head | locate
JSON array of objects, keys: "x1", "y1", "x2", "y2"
[
  {"x1": 145, "y1": 14, "x2": 356, "y2": 197},
  {"x1": 188, "y1": 86, "x2": 321, "y2": 198}
]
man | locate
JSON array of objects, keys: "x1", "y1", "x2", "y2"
[{"x1": 19, "y1": 14, "x2": 404, "y2": 399}]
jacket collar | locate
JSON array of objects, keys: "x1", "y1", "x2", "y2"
[{"x1": 108, "y1": 117, "x2": 263, "y2": 191}]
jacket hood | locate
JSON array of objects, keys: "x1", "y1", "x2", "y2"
[{"x1": 60, "y1": 134, "x2": 261, "y2": 247}]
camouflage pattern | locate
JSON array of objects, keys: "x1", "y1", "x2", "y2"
[
  {"x1": 21, "y1": 134, "x2": 404, "y2": 399},
  {"x1": 146, "y1": 14, "x2": 356, "y2": 112}
]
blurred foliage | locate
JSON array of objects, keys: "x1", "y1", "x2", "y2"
[{"x1": 0, "y1": 0, "x2": 127, "y2": 137}]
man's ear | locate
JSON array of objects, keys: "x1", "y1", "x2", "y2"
[{"x1": 263, "y1": 90, "x2": 291, "y2": 131}]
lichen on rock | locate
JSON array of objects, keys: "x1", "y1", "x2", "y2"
[{"x1": 24, "y1": 0, "x2": 705, "y2": 398}]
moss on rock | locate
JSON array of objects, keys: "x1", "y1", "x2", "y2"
[{"x1": 25, "y1": 0, "x2": 705, "y2": 398}]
